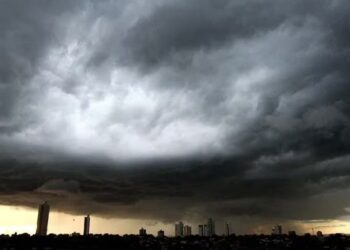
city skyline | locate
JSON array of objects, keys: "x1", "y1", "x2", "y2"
[
  {"x1": 1, "y1": 0, "x2": 350, "y2": 237},
  {"x1": 0, "y1": 203, "x2": 348, "y2": 237}
]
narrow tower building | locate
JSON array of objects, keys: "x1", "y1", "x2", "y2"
[
  {"x1": 84, "y1": 215, "x2": 90, "y2": 235},
  {"x1": 36, "y1": 201, "x2": 50, "y2": 236}
]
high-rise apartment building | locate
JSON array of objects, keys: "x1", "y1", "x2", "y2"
[
  {"x1": 207, "y1": 218, "x2": 215, "y2": 236},
  {"x1": 184, "y1": 225, "x2": 192, "y2": 236},
  {"x1": 175, "y1": 221, "x2": 184, "y2": 237},
  {"x1": 226, "y1": 223, "x2": 230, "y2": 236},
  {"x1": 83, "y1": 215, "x2": 90, "y2": 235},
  {"x1": 198, "y1": 225, "x2": 204, "y2": 236},
  {"x1": 204, "y1": 225, "x2": 208, "y2": 236},
  {"x1": 36, "y1": 201, "x2": 50, "y2": 236}
]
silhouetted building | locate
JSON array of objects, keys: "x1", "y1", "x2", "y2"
[
  {"x1": 36, "y1": 201, "x2": 50, "y2": 236},
  {"x1": 226, "y1": 223, "x2": 230, "y2": 236},
  {"x1": 272, "y1": 225, "x2": 282, "y2": 235},
  {"x1": 139, "y1": 228, "x2": 147, "y2": 236},
  {"x1": 175, "y1": 221, "x2": 184, "y2": 237},
  {"x1": 83, "y1": 215, "x2": 90, "y2": 235},
  {"x1": 288, "y1": 231, "x2": 297, "y2": 237},
  {"x1": 198, "y1": 225, "x2": 204, "y2": 236},
  {"x1": 204, "y1": 225, "x2": 208, "y2": 236},
  {"x1": 184, "y1": 225, "x2": 192, "y2": 236},
  {"x1": 157, "y1": 230, "x2": 165, "y2": 238},
  {"x1": 207, "y1": 218, "x2": 215, "y2": 236}
]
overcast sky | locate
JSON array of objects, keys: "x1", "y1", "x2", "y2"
[{"x1": 1, "y1": 0, "x2": 350, "y2": 234}]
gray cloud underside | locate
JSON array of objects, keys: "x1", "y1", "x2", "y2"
[{"x1": 1, "y1": 0, "x2": 350, "y2": 230}]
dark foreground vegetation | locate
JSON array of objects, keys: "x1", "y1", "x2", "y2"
[{"x1": 1, "y1": 233, "x2": 350, "y2": 250}]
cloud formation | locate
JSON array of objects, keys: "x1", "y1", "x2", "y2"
[{"x1": 0, "y1": 0, "x2": 350, "y2": 232}]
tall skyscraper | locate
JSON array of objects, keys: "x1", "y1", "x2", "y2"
[
  {"x1": 175, "y1": 221, "x2": 184, "y2": 237},
  {"x1": 36, "y1": 201, "x2": 50, "y2": 236},
  {"x1": 277, "y1": 225, "x2": 282, "y2": 235},
  {"x1": 204, "y1": 225, "x2": 208, "y2": 236},
  {"x1": 226, "y1": 223, "x2": 230, "y2": 236},
  {"x1": 184, "y1": 225, "x2": 192, "y2": 236},
  {"x1": 83, "y1": 215, "x2": 90, "y2": 235},
  {"x1": 207, "y1": 218, "x2": 215, "y2": 236},
  {"x1": 198, "y1": 225, "x2": 204, "y2": 236}
]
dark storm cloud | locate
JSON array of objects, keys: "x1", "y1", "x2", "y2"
[
  {"x1": 1, "y1": 0, "x2": 350, "y2": 232},
  {"x1": 119, "y1": 0, "x2": 304, "y2": 69},
  {"x1": 1, "y1": 155, "x2": 350, "y2": 223},
  {"x1": 0, "y1": 0, "x2": 79, "y2": 133},
  {"x1": 114, "y1": 0, "x2": 349, "y2": 71}
]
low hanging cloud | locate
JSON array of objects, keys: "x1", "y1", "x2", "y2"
[{"x1": 0, "y1": 0, "x2": 350, "y2": 232}]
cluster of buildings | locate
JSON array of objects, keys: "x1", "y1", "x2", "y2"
[
  {"x1": 172, "y1": 218, "x2": 220, "y2": 237},
  {"x1": 174, "y1": 218, "x2": 217, "y2": 237},
  {"x1": 35, "y1": 201, "x2": 222, "y2": 237},
  {"x1": 140, "y1": 221, "x2": 213, "y2": 238},
  {"x1": 174, "y1": 221, "x2": 192, "y2": 237},
  {"x1": 198, "y1": 218, "x2": 216, "y2": 237},
  {"x1": 36, "y1": 202, "x2": 309, "y2": 239}
]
